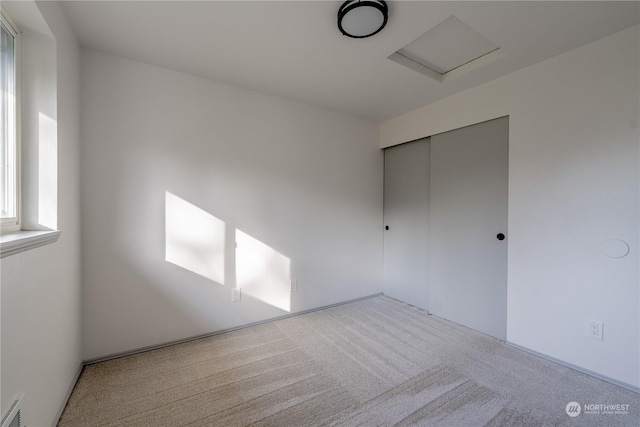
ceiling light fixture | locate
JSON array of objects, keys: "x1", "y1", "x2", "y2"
[{"x1": 337, "y1": 1, "x2": 388, "y2": 39}]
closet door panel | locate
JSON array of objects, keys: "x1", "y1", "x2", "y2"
[
  {"x1": 383, "y1": 139, "x2": 430, "y2": 310},
  {"x1": 429, "y1": 117, "x2": 508, "y2": 340}
]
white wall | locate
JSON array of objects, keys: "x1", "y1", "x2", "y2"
[
  {"x1": 1, "y1": 1, "x2": 82, "y2": 425},
  {"x1": 380, "y1": 26, "x2": 639, "y2": 388},
  {"x1": 81, "y1": 50, "x2": 383, "y2": 360}
]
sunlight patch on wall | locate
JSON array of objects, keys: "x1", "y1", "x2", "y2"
[
  {"x1": 165, "y1": 191, "x2": 225, "y2": 284},
  {"x1": 38, "y1": 112, "x2": 57, "y2": 229},
  {"x1": 236, "y1": 229, "x2": 291, "y2": 312}
]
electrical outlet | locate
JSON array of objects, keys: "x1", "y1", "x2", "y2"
[
  {"x1": 232, "y1": 288, "x2": 241, "y2": 302},
  {"x1": 586, "y1": 320, "x2": 603, "y2": 340},
  {"x1": 291, "y1": 279, "x2": 298, "y2": 292}
]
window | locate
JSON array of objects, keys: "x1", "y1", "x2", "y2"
[
  {"x1": 0, "y1": 3, "x2": 59, "y2": 257},
  {"x1": 1, "y1": 9, "x2": 19, "y2": 232}
]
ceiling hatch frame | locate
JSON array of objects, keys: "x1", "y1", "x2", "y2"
[{"x1": 388, "y1": 15, "x2": 506, "y2": 83}]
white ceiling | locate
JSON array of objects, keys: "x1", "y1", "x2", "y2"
[{"x1": 61, "y1": 1, "x2": 639, "y2": 121}]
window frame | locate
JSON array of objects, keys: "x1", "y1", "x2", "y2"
[
  {"x1": 0, "y1": 1, "x2": 60, "y2": 258},
  {"x1": 1, "y1": 6, "x2": 21, "y2": 233}
]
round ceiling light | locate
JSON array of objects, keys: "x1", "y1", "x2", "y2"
[{"x1": 337, "y1": 1, "x2": 388, "y2": 39}]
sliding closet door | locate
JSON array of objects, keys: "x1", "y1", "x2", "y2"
[
  {"x1": 429, "y1": 117, "x2": 508, "y2": 340},
  {"x1": 383, "y1": 139, "x2": 430, "y2": 310}
]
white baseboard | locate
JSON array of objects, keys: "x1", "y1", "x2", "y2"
[
  {"x1": 83, "y1": 293, "x2": 384, "y2": 365},
  {"x1": 506, "y1": 341, "x2": 639, "y2": 394},
  {"x1": 52, "y1": 363, "x2": 83, "y2": 427}
]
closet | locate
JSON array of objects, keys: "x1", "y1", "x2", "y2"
[{"x1": 383, "y1": 117, "x2": 508, "y2": 340}]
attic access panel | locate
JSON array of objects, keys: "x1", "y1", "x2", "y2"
[{"x1": 389, "y1": 15, "x2": 505, "y2": 82}]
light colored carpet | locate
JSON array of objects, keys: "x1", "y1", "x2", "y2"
[{"x1": 58, "y1": 296, "x2": 639, "y2": 426}]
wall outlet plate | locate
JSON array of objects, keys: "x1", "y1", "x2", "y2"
[
  {"x1": 291, "y1": 279, "x2": 298, "y2": 292},
  {"x1": 232, "y1": 288, "x2": 241, "y2": 302},
  {"x1": 586, "y1": 319, "x2": 603, "y2": 340}
]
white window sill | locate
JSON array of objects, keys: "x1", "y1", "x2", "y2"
[{"x1": 0, "y1": 229, "x2": 61, "y2": 258}]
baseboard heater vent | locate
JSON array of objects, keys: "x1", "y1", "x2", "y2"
[{"x1": 1, "y1": 394, "x2": 24, "y2": 427}]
